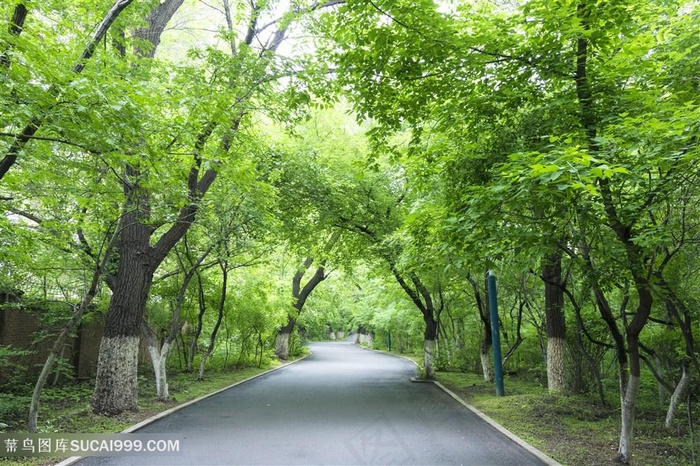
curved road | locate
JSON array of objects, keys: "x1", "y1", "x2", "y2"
[{"x1": 75, "y1": 341, "x2": 549, "y2": 465}]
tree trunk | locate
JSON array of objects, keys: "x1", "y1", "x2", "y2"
[
  {"x1": 543, "y1": 253, "x2": 567, "y2": 394},
  {"x1": 424, "y1": 339, "x2": 436, "y2": 379},
  {"x1": 665, "y1": 363, "x2": 690, "y2": 429},
  {"x1": 142, "y1": 244, "x2": 212, "y2": 399},
  {"x1": 423, "y1": 316, "x2": 438, "y2": 379},
  {"x1": 573, "y1": 3, "x2": 654, "y2": 457},
  {"x1": 157, "y1": 342, "x2": 170, "y2": 400},
  {"x1": 188, "y1": 269, "x2": 207, "y2": 371},
  {"x1": 91, "y1": 0, "x2": 208, "y2": 416},
  {"x1": 479, "y1": 309, "x2": 493, "y2": 382},
  {"x1": 618, "y1": 373, "x2": 640, "y2": 463},
  {"x1": 656, "y1": 354, "x2": 667, "y2": 406},
  {"x1": 616, "y1": 281, "x2": 652, "y2": 463},
  {"x1": 134, "y1": 0, "x2": 185, "y2": 58},
  {"x1": 480, "y1": 340, "x2": 493, "y2": 382},
  {"x1": 93, "y1": 335, "x2": 141, "y2": 414},
  {"x1": 198, "y1": 260, "x2": 228, "y2": 380},
  {"x1": 275, "y1": 257, "x2": 326, "y2": 360},
  {"x1": 197, "y1": 351, "x2": 211, "y2": 381},
  {"x1": 93, "y1": 162, "x2": 215, "y2": 415},
  {"x1": 275, "y1": 317, "x2": 295, "y2": 360},
  {"x1": 547, "y1": 337, "x2": 567, "y2": 393},
  {"x1": 141, "y1": 320, "x2": 173, "y2": 401},
  {"x1": 466, "y1": 273, "x2": 493, "y2": 381},
  {"x1": 145, "y1": 339, "x2": 171, "y2": 401},
  {"x1": 93, "y1": 216, "x2": 155, "y2": 414}
]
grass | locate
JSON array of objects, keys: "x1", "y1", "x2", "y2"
[
  {"x1": 436, "y1": 371, "x2": 696, "y2": 466},
  {"x1": 1, "y1": 360, "x2": 292, "y2": 466}
]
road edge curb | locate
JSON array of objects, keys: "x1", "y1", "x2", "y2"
[
  {"x1": 432, "y1": 380, "x2": 562, "y2": 466},
  {"x1": 364, "y1": 345, "x2": 560, "y2": 466},
  {"x1": 55, "y1": 354, "x2": 311, "y2": 466}
]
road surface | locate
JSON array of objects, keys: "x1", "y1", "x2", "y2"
[{"x1": 74, "y1": 340, "x2": 549, "y2": 465}]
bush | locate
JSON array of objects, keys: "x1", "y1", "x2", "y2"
[
  {"x1": 0, "y1": 345, "x2": 33, "y2": 391},
  {"x1": 41, "y1": 382, "x2": 93, "y2": 406},
  {"x1": 0, "y1": 393, "x2": 30, "y2": 430}
]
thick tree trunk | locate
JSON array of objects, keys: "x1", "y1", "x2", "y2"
[
  {"x1": 275, "y1": 333, "x2": 291, "y2": 359},
  {"x1": 93, "y1": 220, "x2": 154, "y2": 414},
  {"x1": 134, "y1": 0, "x2": 185, "y2": 58},
  {"x1": 543, "y1": 253, "x2": 567, "y2": 394},
  {"x1": 93, "y1": 164, "x2": 213, "y2": 415},
  {"x1": 424, "y1": 339, "x2": 435, "y2": 379},
  {"x1": 275, "y1": 318, "x2": 295, "y2": 360},
  {"x1": 89, "y1": 0, "x2": 196, "y2": 416},
  {"x1": 422, "y1": 316, "x2": 438, "y2": 379},
  {"x1": 480, "y1": 341, "x2": 493, "y2": 382},
  {"x1": 93, "y1": 335, "x2": 141, "y2": 414},
  {"x1": 547, "y1": 337, "x2": 567, "y2": 393}
]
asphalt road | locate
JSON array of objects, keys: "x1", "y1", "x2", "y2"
[{"x1": 73, "y1": 340, "x2": 549, "y2": 465}]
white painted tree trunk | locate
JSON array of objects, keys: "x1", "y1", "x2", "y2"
[
  {"x1": 547, "y1": 336, "x2": 567, "y2": 394},
  {"x1": 198, "y1": 350, "x2": 210, "y2": 381},
  {"x1": 665, "y1": 365, "x2": 690, "y2": 428},
  {"x1": 618, "y1": 374, "x2": 640, "y2": 463},
  {"x1": 423, "y1": 339, "x2": 435, "y2": 379},
  {"x1": 275, "y1": 332, "x2": 290, "y2": 360},
  {"x1": 357, "y1": 333, "x2": 373, "y2": 347},
  {"x1": 146, "y1": 341, "x2": 171, "y2": 401},
  {"x1": 480, "y1": 349, "x2": 493, "y2": 382},
  {"x1": 92, "y1": 335, "x2": 140, "y2": 415}
]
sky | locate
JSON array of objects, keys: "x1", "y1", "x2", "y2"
[{"x1": 158, "y1": 0, "x2": 304, "y2": 62}]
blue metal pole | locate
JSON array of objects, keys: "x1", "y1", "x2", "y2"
[
  {"x1": 488, "y1": 271, "x2": 505, "y2": 396},
  {"x1": 387, "y1": 331, "x2": 392, "y2": 351}
]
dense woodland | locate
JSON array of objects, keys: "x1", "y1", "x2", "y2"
[{"x1": 0, "y1": 0, "x2": 699, "y2": 464}]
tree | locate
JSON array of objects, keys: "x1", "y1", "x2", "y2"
[
  {"x1": 91, "y1": 0, "x2": 215, "y2": 415},
  {"x1": 91, "y1": 0, "x2": 311, "y2": 414},
  {"x1": 275, "y1": 257, "x2": 327, "y2": 359},
  {"x1": 142, "y1": 242, "x2": 214, "y2": 401},
  {"x1": 542, "y1": 252, "x2": 566, "y2": 394}
]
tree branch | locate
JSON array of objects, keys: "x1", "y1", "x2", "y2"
[
  {"x1": 0, "y1": 0, "x2": 135, "y2": 182},
  {"x1": 0, "y1": 3, "x2": 28, "y2": 68}
]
